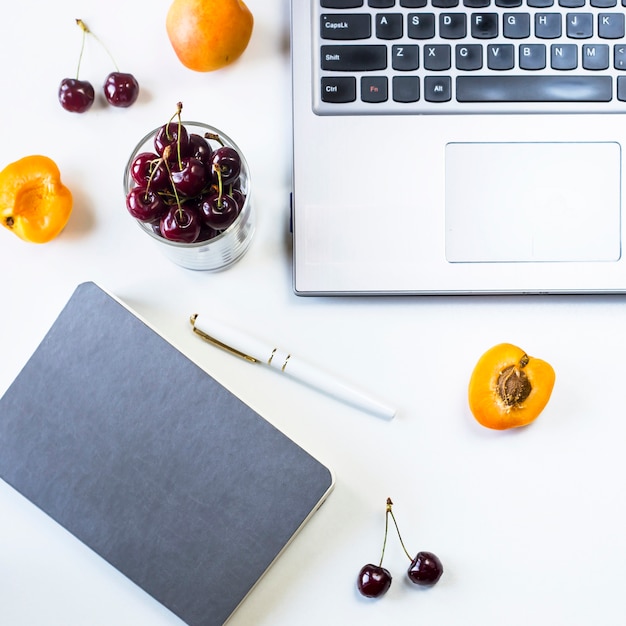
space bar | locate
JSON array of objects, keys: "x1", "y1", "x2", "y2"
[{"x1": 456, "y1": 76, "x2": 612, "y2": 102}]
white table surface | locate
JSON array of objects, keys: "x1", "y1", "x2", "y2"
[{"x1": 2, "y1": 1, "x2": 626, "y2": 625}]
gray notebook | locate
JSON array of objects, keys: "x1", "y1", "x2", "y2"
[{"x1": 0, "y1": 282, "x2": 334, "y2": 626}]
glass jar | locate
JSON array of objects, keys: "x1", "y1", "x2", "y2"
[{"x1": 123, "y1": 122, "x2": 255, "y2": 271}]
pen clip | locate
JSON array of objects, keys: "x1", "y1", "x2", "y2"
[{"x1": 190, "y1": 314, "x2": 258, "y2": 363}]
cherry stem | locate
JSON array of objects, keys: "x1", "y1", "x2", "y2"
[
  {"x1": 164, "y1": 102, "x2": 185, "y2": 169},
  {"x1": 74, "y1": 18, "x2": 88, "y2": 79},
  {"x1": 162, "y1": 146, "x2": 184, "y2": 218},
  {"x1": 146, "y1": 158, "x2": 163, "y2": 193},
  {"x1": 213, "y1": 164, "x2": 224, "y2": 209},
  {"x1": 75, "y1": 18, "x2": 120, "y2": 72},
  {"x1": 377, "y1": 501, "x2": 390, "y2": 568},
  {"x1": 205, "y1": 132, "x2": 225, "y2": 147},
  {"x1": 175, "y1": 103, "x2": 184, "y2": 168},
  {"x1": 385, "y1": 498, "x2": 413, "y2": 561}
]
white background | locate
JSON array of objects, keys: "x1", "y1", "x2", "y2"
[{"x1": 1, "y1": 1, "x2": 626, "y2": 625}]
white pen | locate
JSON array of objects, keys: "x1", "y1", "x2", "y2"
[{"x1": 190, "y1": 314, "x2": 396, "y2": 420}]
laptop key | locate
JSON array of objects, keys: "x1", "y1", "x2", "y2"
[
  {"x1": 408, "y1": 13, "x2": 436, "y2": 38},
  {"x1": 440, "y1": 13, "x2": 468, "y2": 38},
  {"x1": 425, "y1": 76, "x2": 452, "y2": 101},
  {"x1": 615, "y1": 44, "x2": 626, "y2": 69},
  {"x1": 618, "y1": 75, "x2": 626, "y2": 100},
  {"x1": 487, "y1": 43, "x2": 515, "y2": 68},
  {"x1": 392, "y1": 44, "x2": 420, "y2": 69},
  {"x1": 321, "y1": 14, "x2": 372, "y2": 39},
  {"x1": 503, "y1": 12, "x2": 531, "y2": 38},
  {"x1": 551, "y1": 42, "x2": 578, "y2": 68},
  {"x1": 393, "y1": 75, "x2": 420, "y2": 101},
  {"x1": 582, "y1": 43, "x2": 610, "y2": 69},
  {"x1": 472, "y1": 13, "x2": 499, "y2": 38},
  {"x1": 456, "y1": 43, "x2": 483, "y2": 69},
  {"x1": 599, "y1": 13, "x2": 625, "y2": 39},
  {"x1": 535, "y1": 13, "x2": 562, "y2": 39},
  {"x1": 519, "y1": 43, "x2": 547, "y2": 69},
  {"x1": 566, "y1": 13, "x2": 593, "y2": 38},
  {"x1": 424, "y1": 44, "x2": 452, "y2": 70},
  {"x1": 456, "y1": 75, "x2": 612, "y2": 101},
  {"x1": 376, "y1": 12, "x2": 404, "y2": 38},
  {"x1": 321, "y1": 0, "x2": 364, "y2": 7},
  {"x1": 362, "y1": 76, "x2": 389, "y2": 101},
  {"x1": 321, "y1": 45, "x2": 387, "y2": 70},
  {"x1": 321, "y1": 76, "x2": 357, "y2": 102}
]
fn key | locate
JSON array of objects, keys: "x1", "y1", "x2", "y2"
[{"x1": 321, "y1": 77, "x2": 356, "y2": 103}]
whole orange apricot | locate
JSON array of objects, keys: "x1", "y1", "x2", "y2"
[
  {"x1": 166, "y1": 0, "x2": 254, "y2": 72},
  {"x1": 468, "y1": 343, "x2": 555, "y2": 430}
]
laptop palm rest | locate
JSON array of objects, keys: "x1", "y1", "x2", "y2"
[{"x1": 445, "y1": 142, "x2": 621, "y2": 263}]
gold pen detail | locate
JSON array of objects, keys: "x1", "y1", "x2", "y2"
[
  {"x1": 189, "y1": 314, "x2": 258, "y2": 363},
  {"x1": 268, "y1": 348, "x2": 277, "y2": 365},
  {"x1": 282, "y1": 354, "x2": 291, "y2": 372}
]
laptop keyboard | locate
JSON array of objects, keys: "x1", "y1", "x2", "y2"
[{"x1": 314, "y1": 0, "x2": 626, "y2": 113}]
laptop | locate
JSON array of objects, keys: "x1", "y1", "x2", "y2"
[{"x1": 290, "y1": 0, "x2": 626, "y2": 295}]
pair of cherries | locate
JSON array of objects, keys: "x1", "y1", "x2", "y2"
[
  {"x1": 357, "y1": 498, "x2": 444, "y2": 598},
  {"x1": 59, "y1": 19, "x2": 139, "y2": 113}
]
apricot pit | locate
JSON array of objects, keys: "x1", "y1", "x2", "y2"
[{"x1": 468, "y1": 343, "x2": 555, "y2": 430}]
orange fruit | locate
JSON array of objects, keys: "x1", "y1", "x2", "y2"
[
  {"x1": 0, "y1": 155, "x2": 73, "y2": 244},
  {"x1": 468, "y1": 343, "x2": 555, "y2": 430},
  {"x1": 166, "y1": 0, "x2": 254, "y2": 72}
]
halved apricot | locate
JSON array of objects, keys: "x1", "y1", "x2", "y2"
[
  {"x1": 0, "y1": 155, "x2": 73, "y2": 243},
  {"x1": 468, "y1": 343, "x2": 555, "y2": 430}
]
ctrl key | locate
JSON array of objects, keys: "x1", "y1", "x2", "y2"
[{"x1": 321, "y1": 76, "x2": 356, "y2": 103}]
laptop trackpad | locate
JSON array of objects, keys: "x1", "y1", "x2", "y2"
[{"x1": 445, "y1": 142, "x2": 621, "y2": 262}]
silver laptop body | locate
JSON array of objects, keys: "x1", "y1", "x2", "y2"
[{"x1": 290, "y1": 0, "x2": 626, "y2": 295}]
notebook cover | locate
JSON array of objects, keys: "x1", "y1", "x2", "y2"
[{"x1": 0, "y1": 282, "x2": 334, "y2": 626}]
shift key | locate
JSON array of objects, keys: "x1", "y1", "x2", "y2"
[{"x1": 321, "y1": 45, "x2": 387, "y2": 71}]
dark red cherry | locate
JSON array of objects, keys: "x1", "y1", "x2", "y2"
[
  {"x1": 125, "y1": 187, "x2": 168, "y2": 223},
  {"x1": 197, "y1": 191, "x2": 240, "y2": 230},
  {"x1": 154, "y1": 122, "x2": 190, "y2": 159},
  {"x1": 160, "y1": 205, "x2": 202, "y2": 243},
  {"x1": 189, "y1": 133, "x2": 213, "y2": 163},
  {"x1": 171, "y1": 157, "x2": 210, "y2": 197},
  {"x1": 130, "y1": 152, "x2": 170, "y2": 191},
  {"x1": 58, "y1": 78, "x2": 95, "y2": 113},
  {"x1": 407, "y1": 551, "x2": 443, "y2": 586},
  {"x1": 189, "y1": 133, "x2": 214, "y2": 180},
  {"x1": 230, "y1": 188, "x2": 247, "y2": 210},
  {"x1": 211, "y1": 146, "x2": 241, "y2": 185},
  {"x1": 103, "y1": 71, "x2": 139, "y2": 107},
  {"x1": 197, "y1": 223, "x2": 220, "y2": 243},
  {"x1": 357, "y1": 564, "x2": 392, "y2": 598}
]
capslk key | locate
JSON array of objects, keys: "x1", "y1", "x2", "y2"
[
  {"x1": 321, "y1": 14, "x2": 371, "y2": 40},
  {"x1": 321, "y1": 45, "x2": 387, "y2": 71}
]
